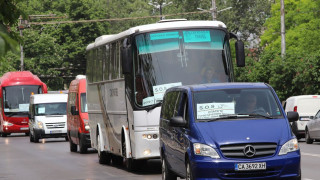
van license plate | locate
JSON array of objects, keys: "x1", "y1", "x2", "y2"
[
  {"x1": 235, "y1": 162, "x2": 266, "y2": 171},
  {"x1": 50, "y1": 130, "x2": 62, "y2": 134},
  {"x1": 20, "y1": 127, "x2": 29, "y2": 130}
]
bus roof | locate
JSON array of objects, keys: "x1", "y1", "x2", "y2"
[
  {"x1": 0, "y1": 71, "x2": 45, "y2": 87},
  {"x1": 86, "y1": 20, "x2": 227, "y2": 51}
]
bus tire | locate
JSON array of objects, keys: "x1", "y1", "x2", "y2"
[
  {"x1": 1, "y1": 133, "x2": 7, "y2": 137},
  {"x1": 97, "y1": 134, "x2": 111, "y2": 164}
]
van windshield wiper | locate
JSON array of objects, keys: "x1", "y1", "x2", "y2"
[
  {"x1": 238, "y1": 113, "x2": 274, "y2": 119},
  {"x1": 206, "y1": 114, "x2": 245, "y2": 122}
]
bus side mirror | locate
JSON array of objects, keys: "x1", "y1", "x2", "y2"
[
  {"x1": 230, "y1": 32, "x2": 245, "y2": 67},
  {"x1": 71, "y1": 106, "x2": 79, "y2": 115},
  {"x1": 235, "y1": 40, "x2": 245, "y2": 67},
  {"x1": 121, "y1": 38, "x2": 133, "y2": 74}
]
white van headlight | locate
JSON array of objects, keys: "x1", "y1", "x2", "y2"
[
  {"x1": 37, "y1": 122, "x2": 44, "y2": 129},
  {"x1": 193, "y1": 143, "x2": 220, "y2": 159},
  {"x1": 279, "y1": 138, "x2": 299, "y2": 155}
]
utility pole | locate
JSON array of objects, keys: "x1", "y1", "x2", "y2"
[
  {"x1": 148, "y1": 0, "x2": 173, "y2": 20},
  {"x1": 280, "y1": 0, "x2": 286, "y2": 58},
  {"x1": 18, "y1": 15, "x2": 24, "y2": 71},
  {"x1": 211, "y1": 0, "x2": 217, "y2": 20}
]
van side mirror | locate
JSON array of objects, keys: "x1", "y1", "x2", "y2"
[
  {"x1": 28, "y1": 113, "x2": 32, "y2": 119},
  {"x1": 71, "y1": 106, "x2": 79, "y2": 115},
  {"x1": 121, "y1": 38, "x2": 133, "y2": 74},
  {"x1": 170, "y1": 116, "x2": 187, "y2": 127},
  {"x1": 310, "y1": 116, "x2": 314, "y2": 120},
  {"x1": 287, "y1": 111, "x2": 299, "y2": 122}
]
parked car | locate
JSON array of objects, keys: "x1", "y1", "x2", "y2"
[
  {"x1": 305, "y1": 109, "x2": 320, "y2": 144},
  {"x1": 160, "y1": 83, "x2": 301, "y2": 180},
  {"x1": 29, "y1": 93, "x2": 68, "y2": 143},
  {"x1": 283, "y1": 95, "x2": 320, "y2": 139},
  {"x1": 67, "y1": 75, "x2": 91, "y2": 153}
]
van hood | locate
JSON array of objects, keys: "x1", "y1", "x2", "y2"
[
  {"x1": 35, "y1": 115, "x2": 67, "y2": 123},
  {"x1": 195, "y1": 118, "x2": 291, "y2": 148}
]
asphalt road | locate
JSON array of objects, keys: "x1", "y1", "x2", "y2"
[{"x1": 0, "y1": 134, "x2": 319, "y2": 180}]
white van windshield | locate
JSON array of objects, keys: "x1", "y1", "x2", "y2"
[
  {"x1": 35, "y1": 103, "x2": 67, "y2": 116},
  {"x1": 193, "y1": 88, "x2": 283, "y2": 121}
]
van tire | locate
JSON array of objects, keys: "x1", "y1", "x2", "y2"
[
  {"x1": 70, "y1": 139, "x2": 77, "y2": 152},
  {"x1": 305, "y1": 128, "x2": 313, "y2": 144},
  {"x1": 186, "y1": 160, "x2": 194, "y2": 180},
  {"x1": 162, "y1": 155, "x2": 177, "y2": 180},
  {"x1": 33, "y1": 132, "x2": 39, "y2": 143},
  {"x1": 30, "y1": 132, "x2": 34, "y2": 142},
  {"x1": 79, "y1": 136, "x2": 88, "y2": 154}
]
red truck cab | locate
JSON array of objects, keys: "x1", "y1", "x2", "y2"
[{"x1": 67, "y1": 75, "x2": 90, "y2": 153}]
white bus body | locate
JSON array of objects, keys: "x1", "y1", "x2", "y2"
[{"x1": 86, "y1": 20, "x2": 245, "y2": 170}]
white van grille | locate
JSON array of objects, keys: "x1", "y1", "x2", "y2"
[
  {"x1": 220, "y1": 143, "x2": 277, "y2": 159},
  {"x1": 45, "y1": 122, "x2": 65, "y2": 129}
]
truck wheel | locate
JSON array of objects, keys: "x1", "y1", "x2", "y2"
[
  {"x1": 97, "y1": 134, "x2": 111, "y2": 164},
  {"x1": 69, "y1": 138, "x2": 77, "y2": 152},
  {"x1": 305, "y1": 128, "x2": 314, "y2": 144},
  {"x1": 79, "y1": 136, "x2": 88, "y2": 154}
]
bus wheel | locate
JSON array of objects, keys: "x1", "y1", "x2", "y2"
[
  {"x1": 97, "y1": 134, "x2": 111, "y2": 164},
  {"x1": 122, "y1": 137, "x2": 134, "y2": 171},
  {"x1": 79, "y1": 136, "x2": 88, "y2": 154},
  {"x1": 1, "y1": 133, "x2": 7, "y2": 137}
]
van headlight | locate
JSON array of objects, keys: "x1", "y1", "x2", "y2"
[
  {"x1": 84, "y1": 119, "x2": 90, "y2": 131},
  {"x1": 37, "y1": 122, "x2": 44, "y2": 129},
  {"x1": 279, "y1": 138, "x2": 299, "y2": 155},
  {"x1": 193, "y1": 143, "x2": 220, "y2": 159}
]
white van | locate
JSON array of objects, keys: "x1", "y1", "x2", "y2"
[
  {"x1": 283, "y1": 95, "x2": 320, "y2": 139},
  {"x1": 28, "y1": 93, "x2": 68, "y2": 143}
]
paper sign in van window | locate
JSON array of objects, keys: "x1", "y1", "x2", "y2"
[
  {"x1": 143, "y1": 96, "x2": 155, "y2": 107},
  {"x1": 183, "y1": 31, "x2": 211, "y2": 43},
  {"x1": 197, "y1": 102, "x2": 235, "y2": 119},
  {"x1": 153, "y1": 82, "x2": 182, "y2": 102},
  {"x1": 19, "y1": 104, "x2": 29, "y2": 112},
  {"x1": 38, "y1": 107, "x2": 45, "y2": 114}
]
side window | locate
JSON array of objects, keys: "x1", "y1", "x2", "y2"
[
  {"x1": 161, "y1": 91, "x2": 179, "y2": 120},
  {"x1": 316, "y1": 111, "x2": 320, "y2": 119},
  {"x1": 67, "y1": 93, "x2": 77, "y2": 115}
]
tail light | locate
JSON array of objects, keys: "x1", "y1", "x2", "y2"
[{"x1": 293, "y1": 106, "x2": 297, "y2": 112}]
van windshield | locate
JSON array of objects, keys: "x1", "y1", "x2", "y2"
[
  {"x1": 193, "y1": 88, "x2": 283, "y2": 121},
  {"x1": 35, "y1": 103, "x2": 67, "y2": 116}
]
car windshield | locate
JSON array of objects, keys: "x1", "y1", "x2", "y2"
[
  {"x1": 193, "y1": 88, "x2": 283, "y2": 121},
  {"x1": 134, "y1": 29, "x2": 232, "y2": 107},
  {"x1": 35, "y1": 103, "x2": 67, "y2": 116}
]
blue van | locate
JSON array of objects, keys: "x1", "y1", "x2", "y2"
[{"x1": 159, "y1": 83, "x2": 300, "y2": 180}]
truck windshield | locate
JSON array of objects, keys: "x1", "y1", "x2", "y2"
[
  {"x1": 80, "y1": 93, "x2": 88, "y2": 113},
  {"x1": 3, "y1": 85, "x2": 42, "y2": 116},
  {"x1": 193, "y1": 88, "x2": 283, "y2": 121},
  {"x1": 35, "y1": 103, "x2": 67, "y2": 116},
  {"x1": 134, "y1": 29, "x2": 232, "y2": 107}
]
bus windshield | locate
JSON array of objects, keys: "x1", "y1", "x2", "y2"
[
  {"x1": 80, "y1": 93, "x2": 88, "y2": 113},
  {"x1": 134, "y1": 29, "x2": 232, "y2": 107},
  {"x1": 35, "y1": 103, "x2": 67, "y2": 116},
  {"x1": 3, "y1": 85, "x2": 42, "y2": 116}
]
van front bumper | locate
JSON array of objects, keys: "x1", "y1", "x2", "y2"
[
  {"x1": 34, "y1": 128, "x2": 67, "y2": 139},
  {"x1": 190, "y1": 151, "x2": 300, "y2": 180}
]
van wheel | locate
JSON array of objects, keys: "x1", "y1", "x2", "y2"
[
  {"x1": 69, "y1": 138, "x2": 77, "y2": 152},
  {"x1": 65, "y1": 136, "x2": 69, "y2": 141},
  {"x1": 79, "y1": 136, "x2": 88, "y2": 154},
  {"x1": 29, "y1": 132, "x2": 34, "y2": 142},
  {"x1": 186, "y1": 160, "x2": 194, "y2": 180},
  {"x1": 162, "y1": 155, "x2": 177, "y2": 180},
  {"x1": 305, "y1": 128, "x2": 314, "y2": 144},
  {"x1": 33, "y1": 131, "x2": 39, "y2": 143},
  {"x1": 97, "y1": 134, "x2": 111, "y2": 164}
]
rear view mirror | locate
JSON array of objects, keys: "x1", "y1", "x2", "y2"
[
  {"x1": 170, "y1": 116, "x2": 187, "y2": 127},
  {"x1": 121, "y1": 38, "x2": 133, "y2": 74},
  {"x1": 71, "y1": 106, "x2": 79, "y2": 115},
  {"x1": 287, "y1": 111, "x2": 299, "y2": 122}
]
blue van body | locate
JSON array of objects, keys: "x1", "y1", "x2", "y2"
[{"x1": 159, "y1": 83, "x2": 300, "y2": 180}]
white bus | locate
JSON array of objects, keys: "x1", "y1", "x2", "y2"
[{"x1": 86, "y1": 19, "x2": 245, "y2": 170}]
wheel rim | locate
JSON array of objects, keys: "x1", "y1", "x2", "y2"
[
  {"x1": 186, "y1": 163, "x2": 191, "y2": 180},
  {"x1": 97, "y1": 134, "x2": 101, "y2": 157},
  {"x1": 162, "y1": 158, "x2": 166, "y2": 180}
]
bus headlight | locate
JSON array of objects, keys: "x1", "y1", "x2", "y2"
[
  {"x1": 37, "y1": 122, "x2": 44, "y2": 129},
  {"x1": 3, "y1": 121, "x2": 13, "y2": 126},
  {"x1": 193, "y1": 143, "x2": 220, "y2": 159},
  {"x1": 279, "y1": 138, "x2": 299, "y2": 155}
]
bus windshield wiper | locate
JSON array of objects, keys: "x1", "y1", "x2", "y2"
[{"x1": 145, "y1": 101, "x2": 162, "y2": 112}]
